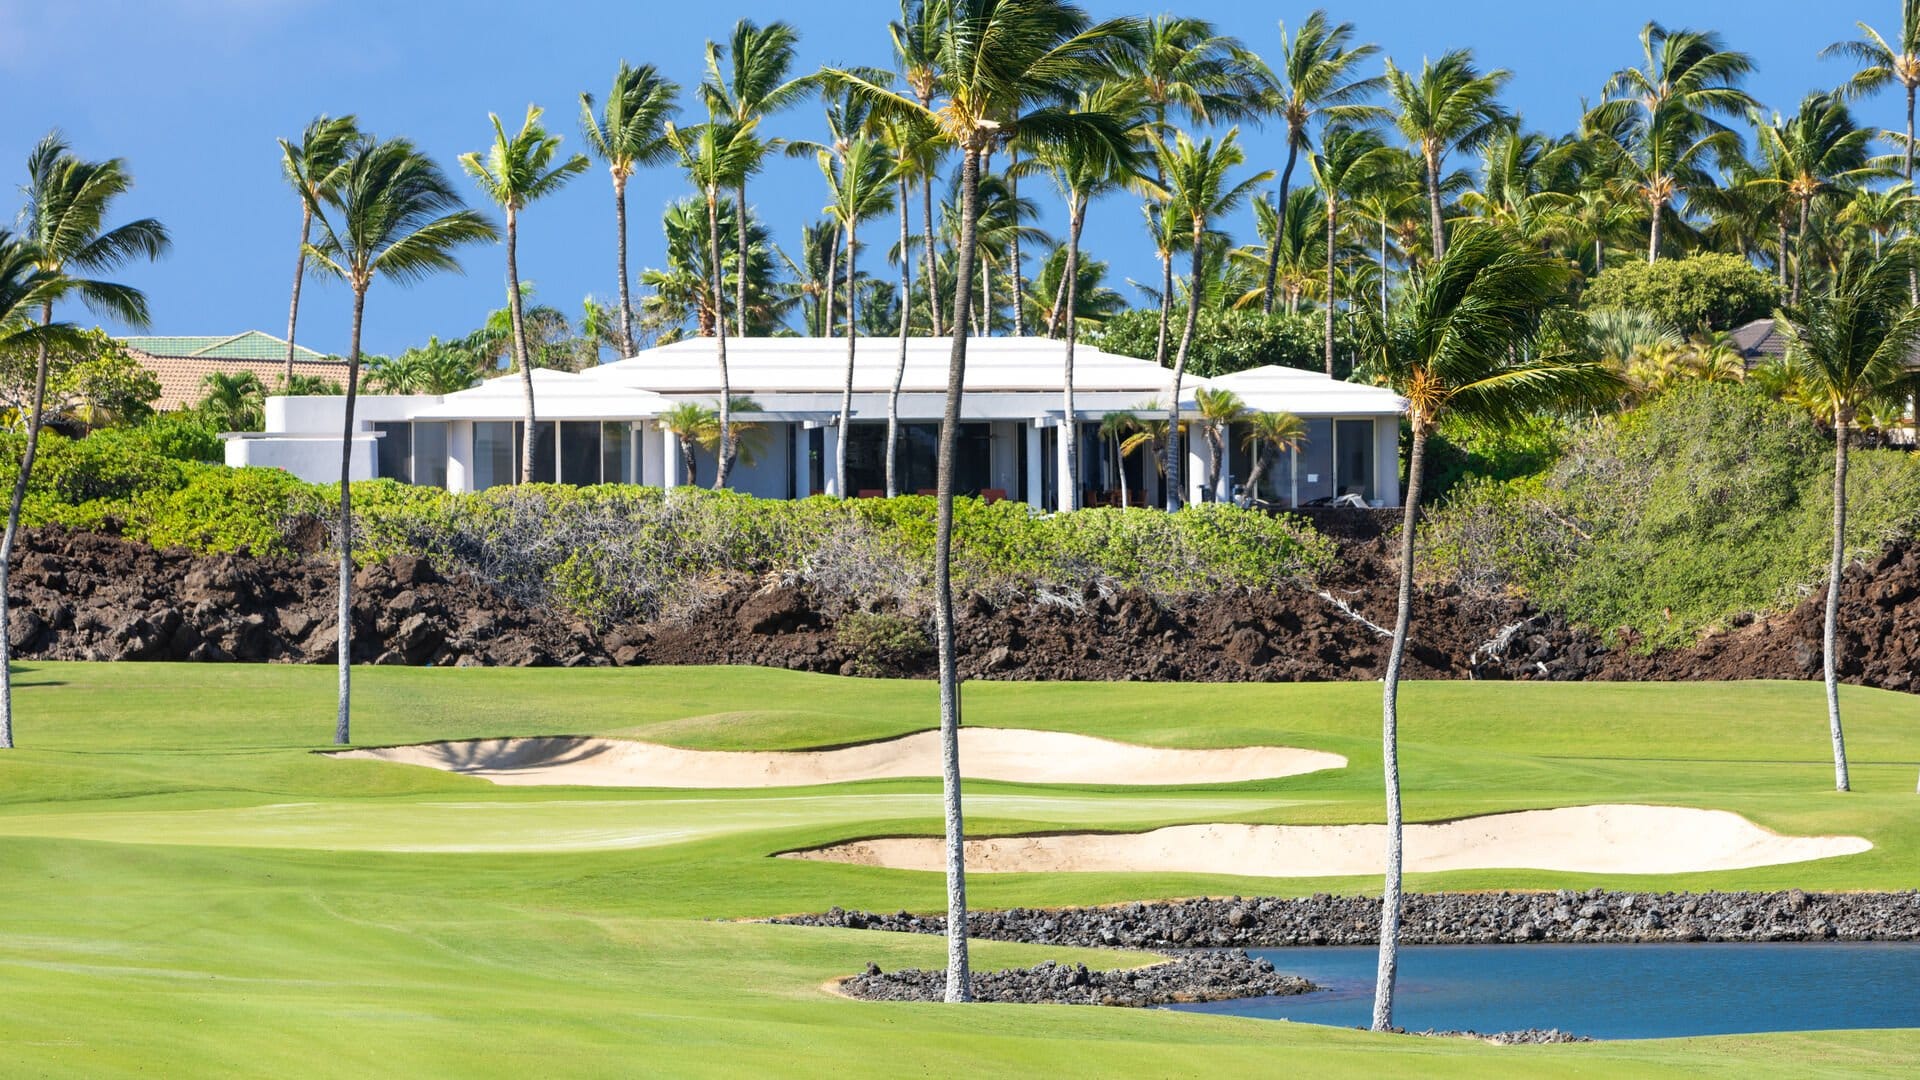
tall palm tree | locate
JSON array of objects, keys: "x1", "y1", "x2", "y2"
[
  {"x1": 1157, "y1": 128, "x2": 1272, "y2": 508},
  {"x1": 0, "y1": 232, "x2": 76, "y2": 750},
  {"x1": 1774, "y1": 250, "x2": 1920, "y2": 793},
  {"x1": 880, "y1": 113, "x2": 943, "y2": 494},
  {"x1": 580, "y1": 62, "x2": 681, "y2": 357},
  {"x1": 1260, "y1": 10, "x2": 1385, "y2": 313},
  {"x1": 1385, "y1": 49, "x2": 1511, "y2": 260},
  {"x1": 1240, "y1": 409, "x2": 1307, "y2": 501},
  {"x1": 892, "y1": 0, "x2": 951, "y2": 337},
  {"x1": 304, "y1": 137, "x2": 496, "y2": 745},
  {"x1": 278, "y1": 115, "x2": 362, "y2": 383},
  {"x1": 1824, "y1": 4, "x2": 1920, "y2": 187},
  {"x1": 1309, "y1": 124, "x2": 1395, "y2": 376},
  {"x1": 461, "y1": 106, "x2": 589, "y2": 485},
  {"x1": 1839, "y1": 183, "x2": 1920, "y2": 256},
  {"x1": 821, "y1": 0, "x2": 1139, "y2": 1002},
  {"x1": 4, "y1": 136, "x2": 167, "y2": 751},
  {"x1": 705, "y1": 19, "x2": 812, "y2": 337},
  {"x1": 1193, "y1": 385, "x2": 1249, "y2": 501},
  {"x1": 1754, "y1": 93, "x2": 1881, "y2": 303},
  {"x1": 1097, "y1": 408, "x2": 1137, "y2": 505},
  {"x1": 666, "y1": 114, "x2": 762, "y2": 490},
  {"x1": 1586, "y1": 23, "x2": 1756, "y2": 262},
  {"x1": 821, "y1": 137, "x2": 897, "y2": 495},
  {"x1": 1354, "y1": 222, "x2": 1618, "y2": 1030}
]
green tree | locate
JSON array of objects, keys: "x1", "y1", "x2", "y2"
[
  {"x1": 1353, "y1": 222, "x2": 1618, "y2": 1030},
  {"x1": 580, "y1": 63, "x2": 681, "y2": 356},
  {"x1": 821, "y1": 0, "x2": 1140, "y2": 1001},
  {"x1": 1308, "y1": 124, "x2": 1395, "y2": 375},
  {"x1": 657, "y1": 401, "x2": 715, "y2": 485},
  {"x1": 1583, "y1": 252, "x2": 1780, "y2": 334},
  {"x1": 1385, "y1": 49, "x2": 1511, "y2": 259},
  {"x1": 4, "y1": 136, "x2": 167, "y2": 750},
  {"x1": 304, "y1": 136, "x2": 497, "y2": 744},
  {"x1": 277, "y1": 115, "x2": 362, "y2": 383},
  {"x1": 1754, "y1": 92, "x2": 1881, "y2": 303},
  {"x1": 461, "y1": 105, "x2": 589, "y2": 484},
  {"x1": 1774, "y1": 250, "x2": 1920, "y2": 793},
  {"x1": 1097, "y1": 408, "x2": 1138, "y2": 505},
  {"x1": 891, "y1": 0, "x2": 952, "y2": 336},
  {"x1": 820, "y1": 138, "x2": 896, "y2": 496},
  {"x1": 642, "y1": 196, "x2": 785, "y2": 341},
  {"x1": 705, "y1": 19, "x2": 812, "y2": 336},
  {"x1": 196, "y1": 370, "x2": 267, "y2": 432},
  {"x1": 1259, "y1": 10, "x2": 1384, "y2": 312},
  {"x1": 1192, "y1": 385, "x2": 1249, "y2": 501},
  {"x1": 1240, "y1": 409, "x2": 1307, "y2": 499},
  {"x1": 1824, "y1": 3, "x2": 1920, "y2": 188},
  {"x1": 1156, "y1": 128, "x2": 1272, "y2": 509}
]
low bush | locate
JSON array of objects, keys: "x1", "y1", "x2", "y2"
[{"x1": 834, "y1": 612, "x2": 932, "y2": 676}]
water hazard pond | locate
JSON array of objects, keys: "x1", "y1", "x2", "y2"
[{"x1": 1164, "y1": 943, "x2": 1920, "y2": 1039}]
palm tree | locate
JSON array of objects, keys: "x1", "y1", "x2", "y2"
[
  {"x1": 278, "y1": 115, "x2": 362, "y2": 383},
  {"x1": 1774, "y1": 250, "x2": 1920, "y2": 793},
  {"x1": 461, "y1": 106, "x2": 588, "y2": 485},
  {"x1": 1824, "y1": 4, "x2": 1920, "y2": 188},
  {"x1": 666, "y1": 114, "x2": 762, "y2": 490},
  {"x1": 1587, "y1": 23, "x2": 1756, "y2": 262},
  {"x1": 1754, "y1": 93, "x2": 1881, "y2": 303},
  {"x1": 881, "y1": 113, "x2": 943, "y2": 494},
  {"x1": 580, "y1": 63, "x2": 681, "y2": 356},
  {"x1": 821, "y1": 0, "x2": 1140, "y2": 1002},
  {"x1": 1309, "y1": 124, "x2": 1395, "y2": 376},
  {"x1": 658, "y1": 401, "x2": 716, "y2": 485},
  {"x1": 1157, "y1": 128, "x2": 1272, "y2": 509},
  {"x1": 1193, "y1": 385, "x2": 1249, "y2": 501},
  {"x1": 1839, "y1": 183, "x2": 1920, "y2": 256},
  {"x1": 0, "y1": 232, "x2": 76, "y2": 750},
  {"x1": 892, "y1": 0, "x2": 951, "y2": 337},
  {"x1": 1241, "y1": 409, "x2": 1307, "y2": 502},
  {"x1": 1385, "y1": 49, "x2": 1511, "y2": 260},
  {"x1": 1354, "y1": 222, "x2": 1618, "y2": 1030},
  {"x1": 304, "y1": 137, "x2": 496, "y2": 745},
  {"x1": 705, "y1": 19, "x2": 812, "y2": 337},
  {"x1": 695, "y1": 395, "x2": 769, "y2": 470},
  {"x1": 1261, "y1": 10, "x2": 1384, "y2": 313},
  {"x1": 4, "y1": 136, "x2": 167, "y2": 751},
  {"x1": 197, "y1": 370, "x2": 267, "y2": 431},
  {"x1": 821, "y1": 138, "x2": 898, "y2": 496},
  {"x1": 1097, "y1": 408, "x2": 1138, "y2": 505}
]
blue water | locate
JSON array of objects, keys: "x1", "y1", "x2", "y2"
[{"x1": 1164, "y1": 943, "x2": 1920, "y2": 1039}]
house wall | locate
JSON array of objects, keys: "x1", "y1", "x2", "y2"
[{"x1": 224, "y1": 434, "x2": 376, "y2": 483}]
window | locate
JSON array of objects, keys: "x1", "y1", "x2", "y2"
[
  {"x1": 474, "y1": 421, "x2": 515, "y2": 490},
  {"x1": 601, "y1": 422, "x2": 632, "y2": 484},
  {"x1": 529, "y1": 421, "x2": 557, "y2": 483},
  {"x1": 844, "y1": 422, "x2": 992, "y2": 496},
  {"x1": 559, "y1": 421, "x2": 601, "y2": 486},
  {"x1": 413, "y1": 422, "x2": 448, "y2": 488},
  {"x1": 373, "y1": 422, "x2": 412, "y2": 484},
  {"x1": 1335, "y1": 419, "x2": 1375, "y2": 503}
]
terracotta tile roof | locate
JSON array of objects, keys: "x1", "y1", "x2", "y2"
[{"x1": 123, "y1": 331, "x2": 349, "y2": 409}]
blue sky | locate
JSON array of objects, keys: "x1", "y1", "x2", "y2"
[{"x1": 0, "y1": 0, "x2": 1889, "y2": 357}]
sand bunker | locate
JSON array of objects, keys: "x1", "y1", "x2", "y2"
[
  {"x1": 786, "y1": 805, "x2": 1871, "y2": 877},
  {"x1": 331, "y1": 728, "x2": 1346, "y2": 788}
]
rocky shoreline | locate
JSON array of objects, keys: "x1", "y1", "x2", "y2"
[
  {"x1": 838, "y1": 950, "x2": 1311, "y2": 1007},
  {"x1": 775, "y1": 889, "x2": 1920, "y2": 948}
]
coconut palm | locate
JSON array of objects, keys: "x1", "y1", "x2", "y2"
[
  {"x1": 665, "y1": 114, "x2": 763, "y2": 490},
  {"x1": 1308, "y1": 124, "x2": 1396, "y2": 375},
  {"x1": 880, "y1": 113, "x2": 944, "y2": 494},
  {"x1": 196, "y1": 370, "x2": 267, "y2": 431},
  {"x1": 1097, "y1": 408, "x2": 1138, "y2": 505},
  {"x1": 1193, "y1": 385, "x2": 1249, "y2": 501},
  {"x1": 821, "y1": 137, "x2": 898, "y2": 495},
  {"x1": 892, "y1": 0, "x2": 952, "y2": 336},
  {"x1": 278, "y1": 115, "x2": 362, "y2": 383},
  {"x1": 1236, "y1": 186, "x2": 1326, "y2": 314},
  {"x1": 304, "y1": 137, "x2": 496, "y2": 745},
  {"x1": 1586, "y1": 23, "x2": 1756, "y2": 262},
  {"x1": 705, "y1": 19, "x2": 812, "y2": 337},
  {"x1": 4, "y1": 136, "x2": 167, "y2": 751},
  {"x1": 1824, "y1": 4, "x2": 1920, "y2": 187},
  {"x1": 1354, "y1": 222, "x2": 1619, "y2": 1030},
  {"x1": 1385, "y1": 49, "x2": 1511, "y2": 260},
  {"x1": 580, "y1": 63, "x2": 681, "y2": 356},
  {"x1": 694, "y1": 395, "x2": 769, "y2": 470},
  {"x1": 460, "y1": 106, "x2": 588, "y2": 485},
  {"x1": 658, "y1": 401, "x2": 716, "y2": 485},
  {"x1": 820, "y1": 0, "x2": 1140, "y2": 1001},
  {"x1": 1157, "y1": 129, "x2": 1272, "y2": 507},
  {"x1": 1754, "y1": 93, "x2": 1881, "y2": 303},
  {"x1": 1774, "y1": 250, "x2": 1920, "y2": 793},
  {"x1": 1840, "y1": 183, "x2": 1920, "y2": 256},
  {"x1": 1241, "y1": 409, "x2": 1308, "y2": 501},
  {"x1": 1260, "y1": 10, "x2": 1385, "y2": 313}
]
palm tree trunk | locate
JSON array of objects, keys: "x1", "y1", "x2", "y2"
[
  {"x1": 1207, "y1": 429, "x2": 1224, "y2": 504},
  {"x1": 934, "y1": 143, "x2": 982, "y2": 1004},
  {"x1": 1061, "y1": 198, "x2": 1085, "y2": 512},
  {"x1": 1792, "y1": 196, "x2": 1811, "y2": 306},
  {"x1": 507, "y1": 209, "x2": 539, "y2": 486},
  {"x1": 980, "y1": 254, "x2": 991, "y2": 337},
  {"x1": 1264, "y1": 131, "x2": 1301, "y2": 314},
  {"x1": 1424, "y1": 149, "x2": 1446, "y2": 260},
  {"x1": 734, "y1": 182, "x2": 750, "y2": 337},
  {"x1": 708, "y1": 189, "x2": 733, "y2": 490},
  {"x1": 823, "y1": 238, "x2": 838, "y2": 339},
  {"x1": 837, "y1": 221, "x2": 857, "y2": 497},
  {"x1": 1165, "y1": 224, "x2": 1204, "y2": 511},
  {"x1": 1046, "y1": 261, "x2": 1070, "y2": 338},
  {"x1": 682, "y1": 439, "x2": 698, "y2": 486},
  {"x1": 614, "y1": 172, "x2": 635, "y2": 356},
  {"x1": 286, "y1": 201, "x2": 312, "y2": 386},
  {"x1": 1907, "y1": 86, "x2": 1916, "y2": 303},
  {"x1": 1371, "y1": 421, "x2": 1428, "y2": 1031},
  {"x1": 0, "y1": 302, "x2": 56, "y2": 749},
  {"x1": 887, "y1": 178, "x2": 913, "y2": 497},
  {"x1": 335, "y1": 285, "x2": 368, "y2": 746},
  {"x1": 1116, "y1": 433, "x2": 1129, "y2": 507},
  {"x1": 1324, "y1": 200, "x2": 1338, "y2": 378},
  {"x1": 923, "y1": 173, "x2": 943, "y2": 337},
  {"x1": 1648, "y1": 195, "x2": 1663, "y2": 264},
  {"x1": 1153, "y1": 246, "x2": 1174, "y2": 370},
  {"x1": 1826, "y1": 414, "x2": 1852, "y2": 792},
  {"x1": 1008, "y1": 152, "x2": 1025, "y2": 337}
]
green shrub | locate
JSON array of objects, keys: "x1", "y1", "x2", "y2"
[
  {"x1": 132, "y1": 413, "x2": 224, "y2": 462},
  {"x1": 128, "y1": 466, "x2": 314, "y2": 554},
  {"x1": 1086, "y1": 308, "x2": 1354, "y2": 378},
  {"x1": 834, "y1": 612, "x2": 932, "y2": 676},
  {"x1": 1583, "y1": 253, "x2": 1780, "y2": 335}
]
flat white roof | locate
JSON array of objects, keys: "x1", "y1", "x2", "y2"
[{"x1": 1207, "y1": 364, "x2": 1407, "y2": 417}]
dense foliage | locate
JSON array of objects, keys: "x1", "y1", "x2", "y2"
[
  {"x1": 1422, "y1": 384, "x2": 1920, "y2": 648},
  {"x1": 1582, "y1": 254, "x2": 1782, "y2": 336},
  {"x1": 1086, "y1": 308, "x2": 1354, "y2": 378}
]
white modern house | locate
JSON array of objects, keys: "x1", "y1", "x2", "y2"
[{"x1": 225, "y1": 337, "x2": 1407, "y2": 510}]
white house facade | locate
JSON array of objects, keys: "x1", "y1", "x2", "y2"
[{"x1": 224, "y1": 337, "x2": 1407, "y2": 510}]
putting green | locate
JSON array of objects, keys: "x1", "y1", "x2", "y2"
[{"x1": 0, "y1": 663, "x2": 1916, "y2": 1078}]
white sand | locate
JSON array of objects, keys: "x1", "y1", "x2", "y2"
[
  {"x1": 331, "y1": 728, "x2": 1347, "y2": 788},
  {"x1": 785, "y1": 804, "x2": 1872, "y2": 877}
]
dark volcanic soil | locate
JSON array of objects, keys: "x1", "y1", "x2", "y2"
[{"x1": 9, "y1": 520, "x2": 1920, "y2": 693}]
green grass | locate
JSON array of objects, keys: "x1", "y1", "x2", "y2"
[{"x1": 0, "y1": 663, "x2": 1916, "y2": 1077}]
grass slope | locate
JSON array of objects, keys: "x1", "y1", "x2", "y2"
[{"x1": 0, "y1": 663, "x2": 1915, "y2": 1076}]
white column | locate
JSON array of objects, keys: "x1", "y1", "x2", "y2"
[
  {"x1": 1023, "y1": 422, "x2": 1044, "y2": 509},
  {"x1": 1055, "y1": 419, "x2": 1076, "y2": 512},
  {"x1": 821, "y1": 424, "x2": 840, "y2": 496},
  {"x1": 1374, "y1": 415, "x2": 1401, "y2": 507},
  {"x1": 660, "y1": 428, "x2": 679, "y2": 490},
  {"x1": 1187, "y1": 432, "x2": 1208, "y2": 506},
  {"x1": 1288, "y1": 447, "x2": 1299, "y2": 508},
  {"x1": 792, "y1": 424, "x2": 809, "y2": 499},
  {"x1": 446, "y1": 420, "x2": 474, "y2": 493}
]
